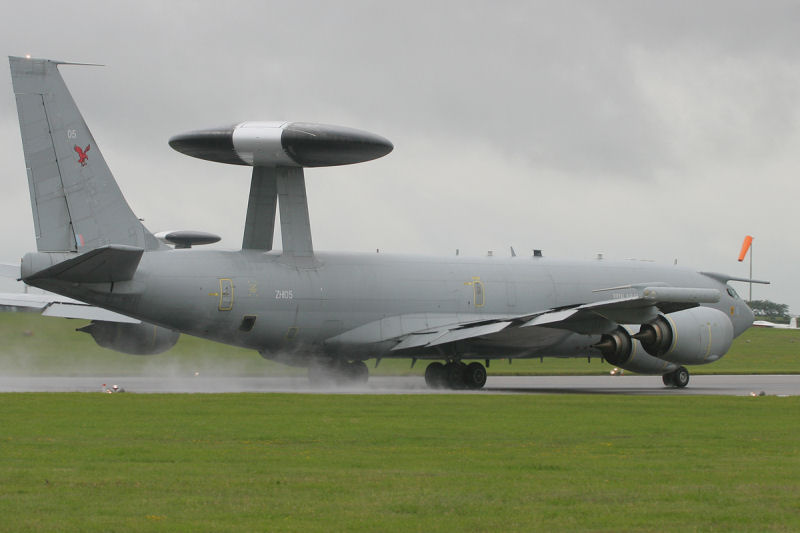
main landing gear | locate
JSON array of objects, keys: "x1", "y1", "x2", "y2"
[
  {"x1": 662, "y1": 366, "x2": 690, "y2": 388},
  {"x1": 424, "y1": 361, "x2": 487, "y2": 390},
  {"x1": 308, "y1": 360, "x2": 369, "y2": 386}
]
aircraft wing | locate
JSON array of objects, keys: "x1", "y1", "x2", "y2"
[
  {"x1": 521, "y1": 285, "x2": 721, "y2": 334},
  {"x1": 0, "y1": 292, "x2": 140, "y2": 323},
  {"x1": 326, "y1": 284, "x2": 721, "y2": 352}
]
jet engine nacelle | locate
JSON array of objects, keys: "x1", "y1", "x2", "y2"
[
  {"x1": 78, "y1": 321, "x2": 180, "y2": 355},
  {"x1": 594, "y1": 327, "x2": 678, "y2": 375},
  {"x1": 634, "y1": 307, "x2": 734, "y2": 365}
]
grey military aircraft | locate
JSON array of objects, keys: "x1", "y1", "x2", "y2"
[{"x1": 4, "y1": 56, "x2": 759, "y2": 389}]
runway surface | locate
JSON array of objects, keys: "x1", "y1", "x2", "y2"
[{"x1": 0, "y1": 374, "x2": 797, "y2": 396}]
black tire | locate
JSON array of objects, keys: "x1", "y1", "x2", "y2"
[
  {"x1": 332, "y1": 361, "x2": 368, "y2": 386},
  {"x1": 463, "y1": 362, "x2": 487, "y2": 389},
  {"x1": 445, "y1": 362, "x2": 466, "y2": 390},
  {"x1": 662, "y1": 372, "x2": 675, "y2": 387},
  {"x1": 424, "y1": 362, "x2": 446, "y2": 389},
  {"x1": 673, "y1": 366, "x2": 690, "y2": 388},
  {"x1": 308, "y1": 361, "x2": 336, "y2": 386},
  {"x1": 347, "y1": 361, "x2": 369, "y2": 384}
]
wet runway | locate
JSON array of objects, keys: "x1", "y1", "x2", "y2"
[{"x1": 0, "y1": 374, "x2": 797, "y2": 396}]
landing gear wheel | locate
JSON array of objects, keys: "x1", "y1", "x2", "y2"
[
  {"x1": 308, "y1": 361, "x2": 336, "y2": 386},
  {"x1": 662, "y1": 366, "x2": 690, "y2": 388},
  {"x1": 424, "y1": 362, "x2": 446, "y2": 389},
  {"x1": 463, "y1": 362, "x2": 487, "y2": 389},
  {"x1": 344, "y1": 361, "x2": 369, "y2": 384},
  {"x1": 309, "y1": 360, "x2": 369, "y2": 386},
  {"x1": 673, "y1": 366, "x2": 690, "y2": 388},
  {"x1": 445, "y1": 362, "x2": 467, "y2": 389}
]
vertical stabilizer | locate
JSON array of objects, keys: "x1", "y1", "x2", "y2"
[{"x1": 9, "y1": 56, "x2": 160, "y2": 252}]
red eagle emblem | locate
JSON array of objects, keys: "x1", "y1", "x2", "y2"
[{"x1": 74, "y1": 144, "x2": 91, "y2": 166}]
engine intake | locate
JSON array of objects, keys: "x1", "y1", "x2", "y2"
[
  {"x1": 594, "y1": 326, "x2": 677, "y2": 375},
  {"x1": 633, "y1": 307, "x2": 734, "y2": 365}
]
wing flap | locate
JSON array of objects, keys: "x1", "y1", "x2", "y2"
[
  {"x1": 426, "y1": 321, "x2": 512, "y2": 347},
  {"x1": 326, "y1": 313, "x2": 513, "y2": 346},
  {"x1": 390, "y1": 331, "x2": 448, "y2": 351}
]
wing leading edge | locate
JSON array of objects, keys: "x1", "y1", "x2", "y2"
[{"x1": 325, "y1": 284, "x2": 721, "y2": 353}]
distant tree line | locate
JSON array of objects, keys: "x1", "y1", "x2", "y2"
[{"x1": 747, "y1": 299, "x2": 790, "y2": 323}]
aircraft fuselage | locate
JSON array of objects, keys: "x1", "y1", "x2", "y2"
[{"x1": 28, "y1": 249, "x2": 753, "y2": 365}]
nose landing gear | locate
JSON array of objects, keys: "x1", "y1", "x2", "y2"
[{"x1": 662, "y1": 366, "x2": 690, "y2": 388}]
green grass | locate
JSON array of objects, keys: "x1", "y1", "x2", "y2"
[
  {"x1": 0, "y1": 394, "x2": 798, "y2": 532},
  {"x1": 2, "y1": 312, "x2": 800, "y2": 377},
  {"x1": 2, "y1": 314, "x2": 799, "y2": 531}
]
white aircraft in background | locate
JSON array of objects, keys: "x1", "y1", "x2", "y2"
[{"x1": 752, "y1": 317, "x2": 798, "y2": 329}]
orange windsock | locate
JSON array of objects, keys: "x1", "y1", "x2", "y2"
[{"x1": 738, "y1": 235, "x2": 753, "y2": 262}]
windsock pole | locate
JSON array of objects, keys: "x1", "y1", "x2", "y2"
[{"x1": 738, "y1": 235, "x2": 754, "y2": 301}]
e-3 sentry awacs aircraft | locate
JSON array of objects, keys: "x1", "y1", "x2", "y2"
[{"x1": 4, "y1": 56, "x2": 759, "y2": 389}]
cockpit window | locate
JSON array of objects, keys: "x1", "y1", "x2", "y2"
[{"x1": 727, "y1": 286, "x2": 740, "y2": 299}]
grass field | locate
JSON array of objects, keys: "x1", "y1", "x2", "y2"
[
  {"x1": 1, "y1": 393, "x2": 798, "y2": 532},
  {"x1": 2, "y1": 314, "x2": 799, "y2": 531},
  {"x1": 1, "y1": 312, "x2": 799, "y2": 377}
]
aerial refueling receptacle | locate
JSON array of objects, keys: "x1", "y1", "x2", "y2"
[{"x1": 168, "y1": 121, "x2": 393, "y2": 167}]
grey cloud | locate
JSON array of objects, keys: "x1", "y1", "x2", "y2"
[{"x1": 1, "y1": 1, "x2": 800, "y2": 310}]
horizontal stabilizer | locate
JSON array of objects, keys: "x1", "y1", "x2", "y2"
[
  {"x1": 42, "y1": 302, "x2": 138, "y2": 322},
  {"x1": 0, "y1": 292, "x2": 139, "y2": 323},
  {"x1": 22, "y1": 245, "x2": 144, "y2": 283},
  {"x1": 0, "y1": 263, "x2": 20, "y2": 279}
]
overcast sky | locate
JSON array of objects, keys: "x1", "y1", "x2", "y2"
[{"x1": 2, "y1": 1, "x2": 799, "y2": 310}]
